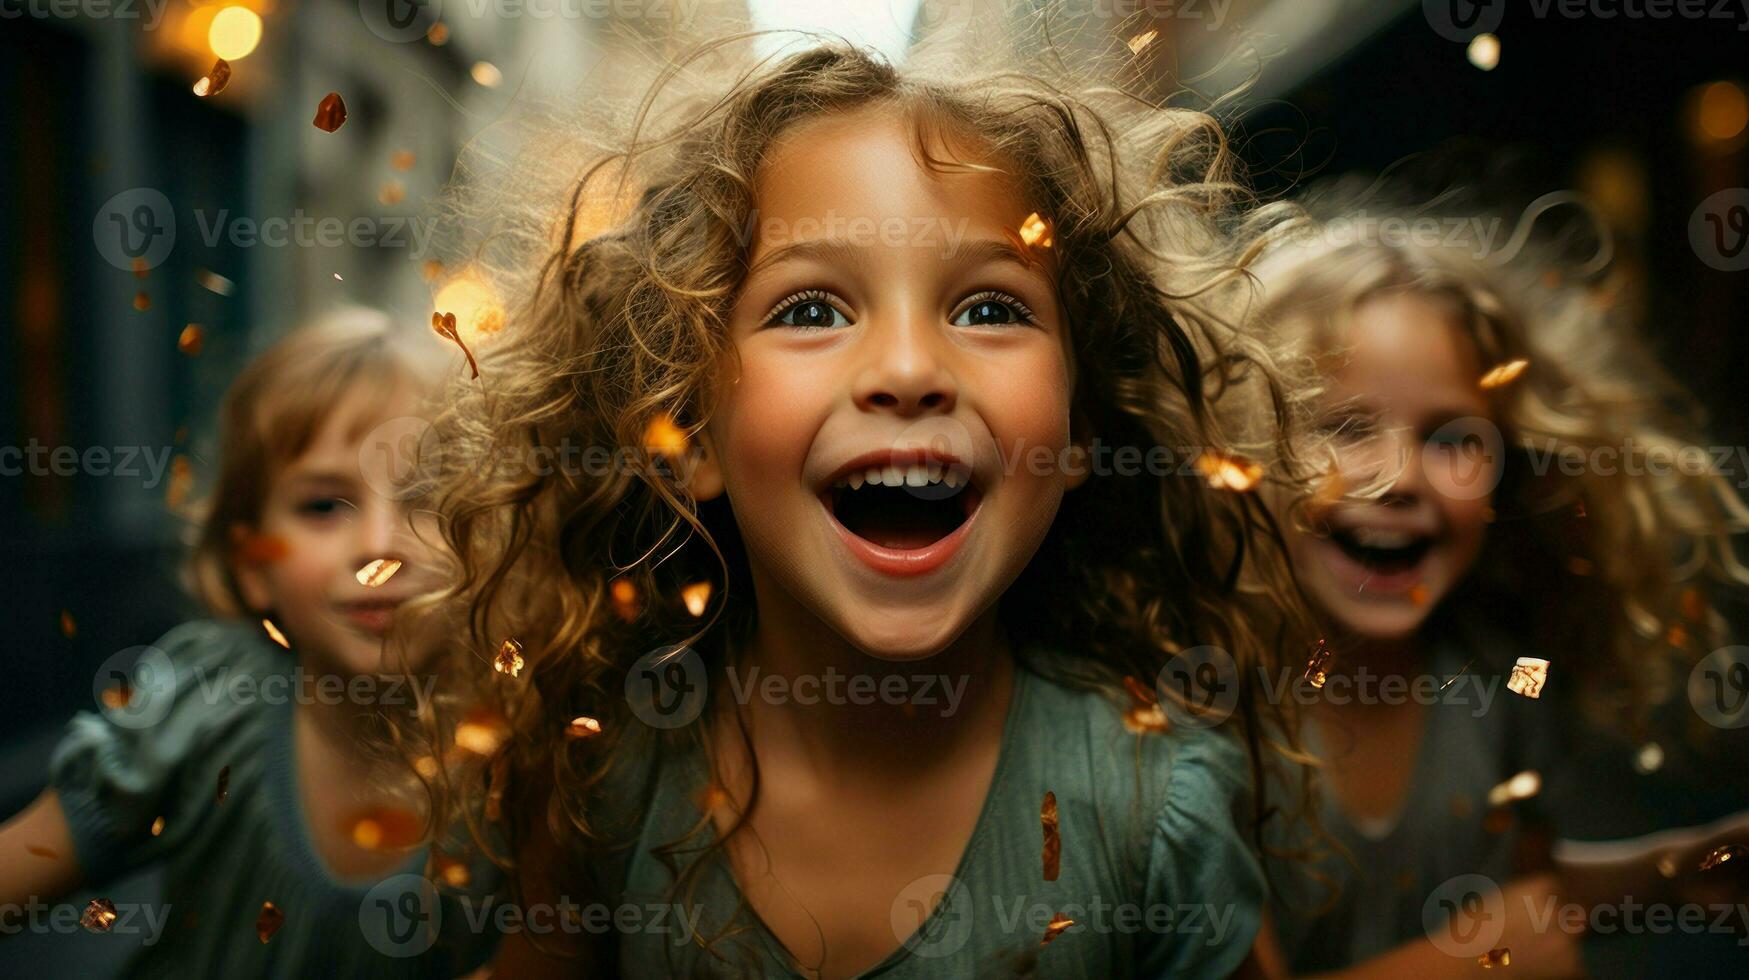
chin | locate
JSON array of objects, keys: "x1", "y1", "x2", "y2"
[{"x1": 831, "y1": 611, "x2": 968, "y2": 663}]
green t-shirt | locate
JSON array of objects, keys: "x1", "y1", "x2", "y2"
[
  {"x1": 49, "y1": 619, "x2": 499, "y2": 978},
  {"x1": 600, "y1": 655, "x2": 1265, "y2": 978}
]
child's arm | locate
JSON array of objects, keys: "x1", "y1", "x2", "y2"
[{"x1": 0, "y1": 790, "x2": 83, "y2": 911}]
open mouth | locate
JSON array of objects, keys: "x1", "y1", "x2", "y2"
[
  {"x1": 1327, "y1": 525, "x2": 1434, "y2": 575},
  {"x1": 823, "y1": 461, "x2": 981, "y2": 551}
]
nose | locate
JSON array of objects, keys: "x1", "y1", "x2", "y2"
[
  {"x1": 354, "y1": 498, "x2": 415, "y2": 565},
  {"x1": 1379, "y1": 427, "x2": 1429, "y2": 505},
  {"x1": 850, "y1": 316, "x2": 957, "y2": 417}
]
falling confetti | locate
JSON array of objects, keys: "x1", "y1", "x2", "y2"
[
  {"x1": 643, "y1": 414, "x2": 689, "y2": 459},
  {"x1": 1041, "y1": 791, "x2": 1061, "y2": 882},
  {"x1": 471, "y1": 62, "x2": 503, "y2": 88},
  {"x1": 1485, "y1": 770, "x2": 1542, "y2": 808},
  {"x1": 132, "y1": 257, "x2": 148, "y2": 279},
  {"x1": 1477, "y1": 946, "x2": 1511, "y2": 968},
  {"x1": 435, "y1": 854, "x2": 471, "y2": 888},
  {"x1": 347, "y1": 807, "x2": 421, "y2": 850},
  {"x1": 1304, "y1": 639, "x2": 1332, "y2": 689},
  {"x1": 1658, "y1": 853, "x2": 1680, "y2": 878},
  {"x1": 81, "y1": 899, "x2": 118, "y2": 933},
  {"x1": 413, "y1": 756, "x2": 440, "y2": 779},
  {"x1": 197, "y1": 269, "x2": 235, "y2": 295},
  {"x1": 1039, "y1": 913, "x2": 1074, "y2": 947},
  {"x1": 681, "y1": 581, "x2": 711, "y2": 618},
  {"x1": 567, "y1": 715, "x2": 603, "y2": 738},
  {"x1": 1123, "y1": 701, "x2": 1169, "y2": 734},
  {"x1": 164, "y1": 456, "x2": 194, "y2": 509},
  {"x1": 150, "y1": 816, "x2": 165, "y2": 836},
  {"x1": 193, "y1": 58, "x2": 231, "y2": 97},
  {"x1": 332, "y1": 273, "x2": 344, "y2": 282},
  {"x1": 610, "y1": 579, "x2": 640, "y2": 622},
  {"x1": 355, "y1": 558, "x2": 403, "y2": 588},
  {"x1": 133, "y1": 291, "x2": 150, "y2": 311},
  {"x1": 1699, "y1": 844, "x2": 1743, "y2": 871},
  {"x1": 100, "y1": 679, "x2": 131, "y2": 710},
  {"x1": 420, "y1": 259, "x2": 444, "y2": 282},
  {"x1": 427, "y1": 22, "x2": 449, "y2": 44},
  {"x1": 1681, "y1": 587, "x2": 1706, "y2": 622},
  {"x1": 1634, "y1": 742, "x2": 1665, "y2": 774},
  {"x1": 261, "y1": 619, "x2": 290, "y2": 649},
  {"x1": 60, "y1": 609, "x2": 76, "y2": 638},
  {"x1": 494, "y1": 638, "x2": 525, "y2": 678},
  {"x1": 378, "y1": 181, "x2": 405, "y2": 206},
  {"x1": 215, "y1": 766, "x2": 230, "y2": 803},
  {"x1": 696, "y1": 784, "x2": 730, "y2": 813},
  {"x1": 1478, "y1": 359, "x2": 1529, "y2": 390},
  {"x1": 1018, "y1": 212, "x2": 1055, "y2": 250},
  {"x1": 178, "y1": 323, "x2": 204, "y2": 356},
  {"x1": 1194, "y1": 450, "x2": 1263, "y2": 492},
  {"x1": 312, "y1": 92, "x2": 347, "y2": 132},
  {"x1": 390, "y1": 150, "x2": 415, "y2": 172},
  {"x1": 1506, "y1": 657, "x2": 1548, "y2": 699},
  {"x1": 27, "y1": 844, "x2": 58, "y2": 859},
  {"x1": 234, "y1": 530, "x2": 289, "y2": 564},
  {"x1": 455, "y1": 707, "x2": 510, "y2": 755},
  {"x1": 1126, "y1": 29, "x2": 1158, "y2": 55},
  {"x1": 431, "y1": 311, "x2": 480, "y2": 379},
  {"x1": 256, "y1": 901, "x2": 285, "y2": 943},
  {"x1": 1438, "y1": 656, "x2": 1477, "y2": 692}
]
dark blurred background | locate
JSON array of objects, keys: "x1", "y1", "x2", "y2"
[{"x1": 3, "y1": 0, "x2": 1745, "y2": 972}]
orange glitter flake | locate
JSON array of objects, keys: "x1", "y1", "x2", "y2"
[
  {"x1": 1478, "y1": 359, "x2": 1529, "y2": 390},
  {"x1": 177, "y1": 323, "x2": 204, "y2": 356},
  {"x1": 1040, "y1": 913, "x2": 1075, "y2": 947},
  {"x1": 1304, "y1": 639, "x2": 1333, "y2": 689},
  {"x1": 566, "y1": 716, "x2": 603, "y2": 739},
  {"x1": 681, "y1": 581, "x2": 712, "y2": 618},
  {"x1": 1194, "y1": 450, "x2": 1263, "y2": 492},
  {"x1": 494, "y1": 638, "x2": 526, "y2": 678},
  {"x1": 312, "y1": 92, "x2": 347, "y2": 133},
  {"x1": 81, "y1": 899, "x2": 118, "y2": 932},
  {"x1": 1699, "y1": 844, "x2": 1744, "y2": 871},
  {"x1": 256, "y1": 901, "x2": 285, "y2": 943},
  {"x1": 1041, "y1": 791, "x2": 1061, "y2": 882},
  {"x1": 1478, "y1": 946, "x2": 1511, "y2": 968},
  {"x1": 261, "y1": 619, "x2": 290, "y2": 649},
  {"x1": 193, "y1": 58, "x2": 231, "y2": 97},
  {"x1": 59, "y1": 609, "x2": 76, "y2": 638},
  {"x1": 355, "y1": 558, "x2": 403, "y2": 588}
]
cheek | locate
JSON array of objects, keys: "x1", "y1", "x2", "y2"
[
  {"x1": 976, "y1": 352, "x2": 1072, "y2": 462},
  {"x1": 714, "y1": 352, "x2": 823, "y2": 484}
]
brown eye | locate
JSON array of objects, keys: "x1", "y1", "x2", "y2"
[
  {"x1": 952, "y1": 290, "x2": 1037, "y2": 327},
  {"x1": 765, "y1": 289, "x2": 851, "y2": 329}
]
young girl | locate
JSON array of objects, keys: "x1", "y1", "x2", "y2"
[
  {"x1": 1249, "y1": 195, "x2": 1749, "y2": 978},
  {"x1": 0, "y1": 309, "x2": 499, "y2": 976},
  {"x1": 407, "y1": 30, "x2": 1332, "y2": 980}
]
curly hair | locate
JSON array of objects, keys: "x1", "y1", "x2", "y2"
[
  {"x1": 1253, "y1": 186, "x2": 1749, "y2": 740},
  {"x1": 395, "y1": 23, "x2": 1335, "y2": 965}
]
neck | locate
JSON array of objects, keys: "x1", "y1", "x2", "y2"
[{"x1": 292, "y1": 657, "x2": 417, "y2": 791}]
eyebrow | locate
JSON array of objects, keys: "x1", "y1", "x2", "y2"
[
  {"x1": 281, "y1": 468, "x2": 360, "y2": 488},
  {"x1": 745, "y1": 235, "x2": 1051, "y2": 282}
]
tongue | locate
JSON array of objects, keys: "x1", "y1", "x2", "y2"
[{"x1": 857, "y1": 516, "x2": 953, "y2": 551}]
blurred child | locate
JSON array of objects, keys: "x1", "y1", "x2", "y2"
[
  {"x1": 406, "y1": 32, "x2": 1332, "y2": 980},
  {"x1": 1250, "y1": 196, "x2": 1749, "y2": 978},
  {"x1": 0, "y1": 309, "x2": 498, "y2": 976}
]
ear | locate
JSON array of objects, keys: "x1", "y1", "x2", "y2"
[
  {"x1": 1064, "y1": 408, "x2": 1095, "y2": 491},
  {"x1": 684, "y1": 426, "x2": 726, "y2": 502}
]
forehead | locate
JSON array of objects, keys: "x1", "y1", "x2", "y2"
[
  {"x1": 280, "y1": 384, "x2": 419, "y2": 472},
  {"x1": 1328, "y1": 291, "x2": 1488, "y2": 413}
]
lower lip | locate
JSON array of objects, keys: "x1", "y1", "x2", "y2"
[
  {"x1": 339, "y1": 606, "x2": 399, "y2": 634},
  {"x1": 821, "y1": 496, "x2": 979, "y2": 578},
  {"x1": 1313, "y1": 536, "x2": 1431, "y2": 596}
]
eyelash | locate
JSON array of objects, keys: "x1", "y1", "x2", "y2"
[
  {"x1": 761, "y1": 288, "x2": 1041, "y2": 329},
  {"x1": 297, "y1": 496, "x2": 354, "y2": 518}
]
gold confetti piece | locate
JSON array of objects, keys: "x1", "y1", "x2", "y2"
[
  {"x1": 233, "y1": 529, "x2": 289, "y2": 564},
  {"x1": 1409, "y1": 584, "x2": 1429, "y2": 606},
  {"x1": 435, "y1": 853, "x2": 470, "y2": 888},
  {"x1": 1122, "y1": 702, "x2": 1170, "y2": 734},
  {"x1": 413, "y1": 755, "x2": 440, "y2": 779},
  {"x1": 1018, "y1": 212, "x2": 1054, "y2": 249},
  {"x1": 1700, "y1": 844, "x2": 1744, "y2": 870},
  {"x1": 1666, "y1": 624, "x2": 1689, "y2": 649},
  {"x1": 643, "y1": 413, "x2": 689, "y2": 459},
  {"x1": 101, "y1": 679, "x2": 132, "y2": 710},
  {"x1": 193, "y1": 58, "x2": 231, "y2": 97},
  {"x1": 164, "y1": 455, "x2": 194, "y2": 509},
  {"x1": 1041, "y1": 791, "x2": 1061, "y2": 882},
  {"x1": 1634, "y1": 742, "x2": 1665, "y2": 774},
  {"x1": 215, "y1": 765, "x2": 230, "y2": 803},
  {"x1": 697, "y1": 784, "x2": 730, "y2": 813},
  {"x1": 1478, "y1": 946, "x2": 1511, "y2": 968},
  {"x1": 420, "y1": 259, "x2": 444, "y2": 282},
  {"x1": 431, "y1": 311, "x2": 480, "y2": 379},
  {"x1": 378, "y1": 181, "x2": 405, "y2": 206},
  {"x1": 681, "y1": 581, "x2": 711, "y2": 617},
  {"x1": 1506, "y1": 657, "x2": 1548, "y2": 699},
  {"x1": 197, "y1": 269, "x2": 234, "y2": 295},
  {"x1": 455, "y1": 707, "x2": 510, "y2": 755},
  {"x1": 261, "y1": 618, "x2": 290, "y2": 649},
  {"x1": 333, "y1": 273, "x2": 344, "y2": 282},
  {"x1": 131, "y1": 257, "x2": 148, "y2": 279},
  {"x1": 390, "y1": 150, "x2": 415, "y2": 172},
  {"x1": 1039, "y1": 913, "x2": 1074, "y2": 947},
  {"x1": 494, "y1": 638, "x2": 525, "y2": 677},
  {"x1": 347, "y1": 807, "x2": 421, "y2": 850},
  {"x1": 256, "y1": 901, "x2": 284, "y2": 943},
  {"x1": 1485, "y1": 770, "x2": 1542, "y2": 808},
  {"x1": 27, "y1": 844, "x2": 58, "y2": 859},
  {"x1": 355, "y1": 558, "x2": 403, "y2": 588},
  {"x1": 610, "y1": 578, "x2": 640, "y2": 622},
  {"x1": 312, "y1": 92, "x2": 347, "y2": 132},
  {"x1": 1658, "y1": 853, "x2": 1680, "y2": 878},
  {"x1": 427, "y1": 22, "x2": 449, "y2": 44},
  {"x1": 1126, "y1": 29, "x2": 1158, "y2": 55},
  {"x1": 81, "y1": 899, "x2": 118, "y2": 932},
  {"x1": 567, "y1": 715, "x2": 603, "y2": 738},
  {"x1": 471, "y1": 62, "x2": 503, "y2": 88},
  {"x1": 133, "y1": 290, "x2": 150, "y2": 311},
  {"x1": 178, "y1": 323, "x2": 204, "y2": 356},
  {"x1": 1304, "y1": 639, "x2": 1332, "y2": 689},
  {"x1": 60, "y1": 609, "x2": 76, "y2": 638},
  {"x1": 150, "y1": 816, "x2": 164, "y2": 836},
  {"x1": 1194, "y1": 450, "x2": 1263, "y2": 492},
  {"x1": 1478, "y1": 359, "x2": 1530, "y2": 390}
]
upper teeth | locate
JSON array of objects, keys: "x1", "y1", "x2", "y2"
[
  {"x1": 1350, "y1": 527, "x2": 1415, "y2": 549},
  {"x1": 834, "y1": 463, "x2": 965, "y2": 490}
]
